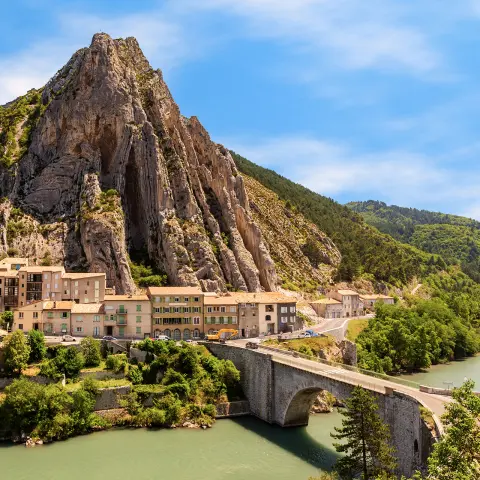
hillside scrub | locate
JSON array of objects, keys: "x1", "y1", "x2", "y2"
[
  {"x1": 233, "y1": 152, "x2": 440, "y2": 286},
  {"x1": 356, "y1": 300, "x2": 480, "y2": 374}
]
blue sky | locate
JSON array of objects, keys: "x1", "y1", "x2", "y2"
[{"x1": 2, "y1": 1, "x2": 480, "y2": 218}]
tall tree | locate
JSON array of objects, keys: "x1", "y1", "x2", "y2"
[
  {"x1": 426, "y1": 380, "x2": 480, "y2": 480},
  {"x1": 3, "y1": 330, "x2": 31, "y2": 375},
  {"x1": 80, "y1": 337, "x2": 101, "y2": 367},
  {"x1": 27, "y1": 329, "x2": 47, "y2": 363},
  {"x1": 331, "y1": 386, "x2": 396, "y2": 479}
]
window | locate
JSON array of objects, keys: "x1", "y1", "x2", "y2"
[
  {"x1": 84, "y1": 298, "x2": 89, "y2": 303},
  {"x1": 154, "y1": 318, "x2": 161, "y2": 325},
  {"x1": 183, "y1": 307, "x2": 189, "y2": 313},
  {"x1": 64, "y1": 290, "x2": 69, "y2": 295},
  {"x1": 174, "y1": 307, "x2": 180, "y2": 313},
  {"x1": 193, "y1": 307, "x2": 200, "y2": 313},
  {"x1": 155, "y1": 307, "x2": 160, "y2": 313},
  {"x1": 94, "y1": 315, "x2": 100, "y2": 322},
  {"x1": 155, "y1": 296, "x2": 160, "y2": 303},
  {"x1": 207, "y1": 307, "x2": 213, "y2": 313},
  {"x1": 232, "y1": 317, "x2": 237, "y2": 324},
  {"x1": 19, "y1": 323, "x2": 23, "y2": 330},
  {"x1": 193, "y1": 317, "x2": 200, "y2": 325},
  {"x1": 215, "y1": 317, "x2": 221, "y2": 324},
  {"x1": 136, "y1": 327, "x2": 141, "y2": 334},
  {"x1": 227, "y1": 316, "x2": 233, "y2": 324},
  {"x1": 184, "y1": 297, "x2": 189, "y2": 302},
  {"x1": 281, "y1": 307, "x2": 287, "y2": 313},
  {"x1": 290, "y1": 316, "x2": 295, "y2": 323},
  {"x1": 136, "y1": 304, "x2": 141, "y2": 312},
  {"x1": 165, "y1": 296, "x2": 170, "y2": 303},
  {"x1": 76, "y1": 326, "x2": 83, "y2": 333},
  {"x1": 64, "y1": 281, "x2": 68, "y2": 286},
  {"x1": 93, "y1": 327, "x2": 100, "y2": 336},
  {"x1": 136, "y1": 316, "x2": 141, "y2": 323},
  {"x1": 87, "y1": 281, "x2": 90, "y2": 287},
  {"x1": 230, "y1": 306, "x2": 236, "y2": 313},
  {"x1": 163, "y1": 307, "x2": 170, "y2": 313},
  {"x1": 174, "y1": 297, "x2": 180, "y2": 303},
  {"x1": 281, "y1": 317, "x2": 287, "y2": 323},
  {"x1": 95, "y1": 281, "x2": 99, "y2": 287},
  {"x1": 290, "y1": 306, "x2": 296, "y2": 313},
  {"x1": 84, "y1": 290, "x2": 87, "y2": 295},
  {"x1": 55, "y1": 274, "x2": 59, "y2": 280},
  {"x1": 74, "y1": 281, "x2": 78, "y2": 286},
  {"x1": 46, "y1": 283, "x2": 50, "y2": 289},
  {"x1": 19, "y1": 312, "x2": 24, "y2": 319},
  {"x1": 44, "y1": 274, "x2": 48, "y2": 280},
  {"x1": 194, "y1": 297, "x2": 199, "y2": 302},
  {"x1": 266, "y1": 315, "x2": 271, "y2": 321},
  {"x1": 118, "y1": 305, "x2": 126, "y2": 313},
  {"x1": 183, "y1": 317, "x2": 191, "y2": 324},
  {"x1": 33, "y1": 312, "x2": 38, "y2": 319},
  {"x1": 61, "y1": 323, "x2": 67, "y2": 333},
  {"x1": 54, "y1": 283, "x2": 58, "y2": 289},
  {"x1": 21, "y1": 283, "x2": 24, "y2": 288},
  {"x1": 62, "y1": 312, "x2": 69, "y2": 318},
  {"x1": 220, "y1": 306, "x2": 226, "y2": 313}
]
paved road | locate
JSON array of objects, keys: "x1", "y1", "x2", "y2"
[{"x1": 411, "y1": 283, "x2": 423, "y2": 295}]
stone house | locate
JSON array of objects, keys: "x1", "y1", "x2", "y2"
[
  {"x1": 359, "y1": 294, "x2": 394, "y2": 312},
  {"x1": 327, "y1": 290, "x2": 362, "y2": 317},
  {"x1": 310, "y1": 298, "x2": 343, "y2": 319}
]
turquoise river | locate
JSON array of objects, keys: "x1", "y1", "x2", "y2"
[{"x1": 1, "y1": 355, "x2": 479, "y2": 480}]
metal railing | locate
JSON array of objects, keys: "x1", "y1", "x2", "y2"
[{"x1": 258, "y1": 344, "x2": 421, "y2": 391}]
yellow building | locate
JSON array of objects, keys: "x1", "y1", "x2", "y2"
[{"x1": 204, "y1": 295, "x2": 239, "y2": 335}]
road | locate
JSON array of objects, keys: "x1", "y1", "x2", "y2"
[{"x1": 411, "y1": 283, "x2": 423, "y2": 295}]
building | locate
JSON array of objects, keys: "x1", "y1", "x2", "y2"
[
  {"x1": 227, "y1": 292, "x2": 297, "y2": 337},
  {"x1": 148, "y1": 287, "x2": 204, "y2": 341},
  {"x1": 204, "y1": 295, "x2": 239, "y2": 335},
  {"x1": 327, "y1": 290, "x2": 362, "y2": 317},
  {"x1": 359, "y1": 294, "x2": 394, "y2": 312},
  {"x1": 310, "y1": 298, "x2": 343, "y2": 319},
  {"x1": 62, "y1": 272, "x2": 106, "y2": 304},
  {"x1": 103, "y1": 295, "x2": 151, "y2": 339}
]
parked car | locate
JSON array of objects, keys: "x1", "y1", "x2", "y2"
[
  {"x1": 102, "y1": 335, "x2": 117, "y2": 341},
  {"x1": 154, "y1": 335, "x2": 171, "y2": 341},
  {"x1": 305, "y1": 330, "x2": 319, "y2": 337},
  {"x1": 297, "y1": 332, "x2": 311, "y2": 339},
  {"x1": 62, "y1": 334, "x2": 76, "y2": 342}
]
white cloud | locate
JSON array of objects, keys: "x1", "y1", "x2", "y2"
[
  {"x1": 189, "y1": 0, "x2": 441, "y2": 75},
  {"x1": 225, "y1": 135, "x2": 480, "y2": 217}
]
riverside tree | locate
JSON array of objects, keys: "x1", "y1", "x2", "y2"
[
  {"x1": 3, "y1": 330, "x2": 31, "y2": 375},
  {"x1": 331, "y1": 386, "x2": 396, "y2": 479},
  {"x1": 80, "y1": 337, "x2": 102, "y2": 367},
  {"x1": 27, "y1": 329, "x2": 47, "y2": 363}
]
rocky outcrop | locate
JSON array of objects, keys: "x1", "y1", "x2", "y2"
[{"x1": 0, "y1": 33, "x2": 280, "y2": 293}]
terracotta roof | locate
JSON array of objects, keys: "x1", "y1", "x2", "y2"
[
  {"x1": 43, "y1": 301, "x2": 75, "y2": 310},
  {"x1": 147, "y1": 287, "x2": 203, "y2": 295},
  {"x1": 204, "y1": 296, "x2": 238, "y2": 305},
  {"x1": 227, "y1": 292, "x2": 296, "y2": 304},
  {"x1": 19, "y1": 266, "x2": 64, "y2": 272},
  {"x1": 311, "y1": 298, "x2": 342, "y2": 305},
  {"x1": 336, "y1": 289, "x2": 359, "y2": 296},
  {"x1": 359, "y1": 294, "x2": 393, "y2": 300},
  {"x1": 104, "y1": 294, "x2": 150, "y2": 301},
  {"x1": 71, "y1": 303, "x2": 104, "y2": 314},
  {"x1": 63, "y1": 272, "x2": 106, "y2": 279},
  {"x1": 16, "y1": 300, "x2": 44, "y2": 311}
]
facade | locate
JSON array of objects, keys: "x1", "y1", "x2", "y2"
[
  {"x1": 359, "y1": 294, "x2": 394, "y2": 312},
  {"x1": 327, "y1": 290, "x2": 362, "y2": 317},
  {"x1": 204, "y1": 295, "x2": 239, "y2": 335},
  {"x1": 310, "y1": 298, "x2": 343, "y2": 319},
  {"x1": 148, "y1": 287, "x2": 204, "y2": 341},
  {"x1": 103, "y1": 295, "x2": 151, "y2": 339}
]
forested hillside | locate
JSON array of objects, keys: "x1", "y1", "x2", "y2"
[
  {"x1": 232, "y1": 152, "x2": 442, "y2": 286},
  {"x1": 347, "y1": 200, "x2": 480, "y2": 282}
]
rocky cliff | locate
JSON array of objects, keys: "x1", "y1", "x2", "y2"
[{"x1": 0, "y1": 33, "x2": 339, "y2": 293}]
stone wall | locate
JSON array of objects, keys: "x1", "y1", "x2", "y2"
[
  {"x1": 215, "y1": 400, "x2": 250, "y2": 417},
  {"x1": 0, "y1": 375, "x2": 54, "y2": 390},
  {"x1": 94, "y1": 386, "x2": 131, "y2": 410}
]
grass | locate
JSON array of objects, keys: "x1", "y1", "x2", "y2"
[
  {"x1": 264, "y1": 336, "x2": 336, "y2": 355},
  {"x1": 81, "y1": 360, "x2": 107, "y2": 373},
  {"x1": 64, "y1": 378, "x2": 131, "y2": 392},
  {"x1": 346, "y1": 319, "x2": 369, "y2": 342},
  {"x1": 23, "y1": 364, "x2": 41, "y2": 377}
]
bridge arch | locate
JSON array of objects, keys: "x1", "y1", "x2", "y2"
[{"x1": 283, "y1": 387, "x2": 325, "y2": 427}]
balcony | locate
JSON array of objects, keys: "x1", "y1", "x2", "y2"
[
  {"x1": 27, "y1": 283, "x2": 43, "y2": 292},
  {"x1": 116, "y1": 308, "x2": 128, "y2": 314},
  {"x1": 116, "y1": 318, "x2": 127, "y2": 325},
  {"x1": 4, "y1": 295, "x2": 18, "y2": 307}
]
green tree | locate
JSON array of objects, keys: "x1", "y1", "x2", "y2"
[
  {"x1": 27, "y1": 329, "x2": 47, "y2": 363},
  {"x1": 425, "y1": 380, "x2": 480, "y2": 479},
  {"x1": 1, "y1": 310, "x2": 14, "y2": 329},
  {"x1": 3, "y1": 330, "x2": 31, "y2": 375},
  {"x1": 331, "y1": 386, "x2": 396, "y2": 479},
  {"x1": 80, "y1": 337, "x2": 101, "y2": 367},
  {"x1": 40, "y1": 346, "x2": 84, "y2": 380}
]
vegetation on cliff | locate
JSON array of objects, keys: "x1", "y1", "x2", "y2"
[
  {"x1": 348, "y1": 200, "x2": 480, "y2": 283},
  {"x1": 233, "y1": 152, "x2": 440, "y2": 286}
]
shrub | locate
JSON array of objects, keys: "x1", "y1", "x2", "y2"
[
  {"x1": 81, "y1": 377, "x2": 100, "y2": 396},
  {"x1": 3, "y1": 330, "x2": 31, "y2": 375},
  {"x1": 127, "y1": 365, "x2": 143, "y2": 385},
  {"x1": 105, "y1": 353, "x2": 128, "y2": 373},
  {"x1": 80, "y1": 337, "x2": 102, "y2": 367},
  {"x1": 27, "y1": 329, "x2": 47, "y2": 363},
  {"x1": 153, "y1": 394, "x2": 182, "y2": 425},
  {"x1": 40, "y1": 346, "x2": 84, "y2": 380}
]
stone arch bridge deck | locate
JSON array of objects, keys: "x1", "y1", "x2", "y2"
[{"x1": 205, "y1": 342, "x2": 451, "y2": 477}]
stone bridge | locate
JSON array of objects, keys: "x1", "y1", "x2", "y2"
[{"x1": 206, "y1": 343, "x2": 448, "y2": 477}]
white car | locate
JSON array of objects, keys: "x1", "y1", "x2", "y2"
[
  {"x1": 154, "y1": 335, "x2": 170, "y2": 341},
  {"x1": 298, "y1": 332, "x2": 311, "y2": 339},
  {"x1": 62, "y1": 334, "x2": 76, "y2": 342}
]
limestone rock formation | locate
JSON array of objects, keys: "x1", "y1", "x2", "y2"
[{"x1": 0, "y1": 33, "x2": 280, "y2": 293}]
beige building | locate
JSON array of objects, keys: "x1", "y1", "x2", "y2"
[
  {"x1": 103, "y1": 295, "x2": 151, "y2": 339},
  {"x1": 359, "y1": 294, "x2": 394, "y2": 312},
  {"x1": 327, "y1": 290, "x2": 362, "y2": 317},
  {"x1": 62, "y1": 273, "x2": 106, "y2": 304},
  {"x1": 148, "y1": 287, "x2": 204, "y2": 341},
  {"x1": 310, "y1": 298, "x2": 343, "y2": 319},
  {"x1": 204, "y1": 295, "x2": 238, "y2": 335}
]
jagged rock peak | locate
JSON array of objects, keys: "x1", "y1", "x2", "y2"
[{"x1": 0, "y1": 33, "x2": 278, "y2": 294}]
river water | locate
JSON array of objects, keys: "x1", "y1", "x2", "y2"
[{"x1": 1, "y1": 355, "x2": 478, "y2": 480}]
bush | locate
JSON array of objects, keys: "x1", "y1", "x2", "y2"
[
  {"x1": 80, "y1": 337, "x2": 101, "y2": 367},
  {"x1": 27, "y1": 329, "x2": 47, "y2": 363},
  {"x1": 105, "y1": 353, "x2": 128, "y2": 373},
  {"x1": 153, "y1": 394, "x2": 182, "y2": 425},
  {"x1": 127, "y1": 365, "x2": 143, "y2": 385},
  {"x1": 40, "y1": 346, "x2": 84, "y2": 380},
  {"x1": 81, "y1": 377, "x2": 100, "y2": 396},
  {"x1": 3, "y1": 330, "x2": 31, "y2": 375}
]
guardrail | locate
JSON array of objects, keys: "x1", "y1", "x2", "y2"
[{"x1": 258, "y1": 344, "x2": 421, "y2": 391}]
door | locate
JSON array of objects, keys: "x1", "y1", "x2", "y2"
[
  {"x1": 106, "y1": 325, "x2": 113, "y2": 336},
  {"x1": 241, "y1": 329, "x2": 245, "y2": 338},
  {"x1": 267, "y1": 323, "x2": 275, "y2": 335},
  {"x1": 93, "y1": 326, "x2": 100, "y2": 337}
]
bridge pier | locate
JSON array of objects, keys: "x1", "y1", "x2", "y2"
[{"x1": 206, "y1": 343, "x2": 435, "y2": 477}]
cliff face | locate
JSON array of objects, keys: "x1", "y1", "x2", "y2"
[
  {"x1": 0, "y1": 33, "x2": 278, "y2": 293},
  {"x1": 0, "y1": 33, "x2": 339, "y2": 294}
]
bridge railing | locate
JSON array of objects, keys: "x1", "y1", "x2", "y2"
[{"x1": 258, "y1": 344, "x2": 421, "y2": 390}]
